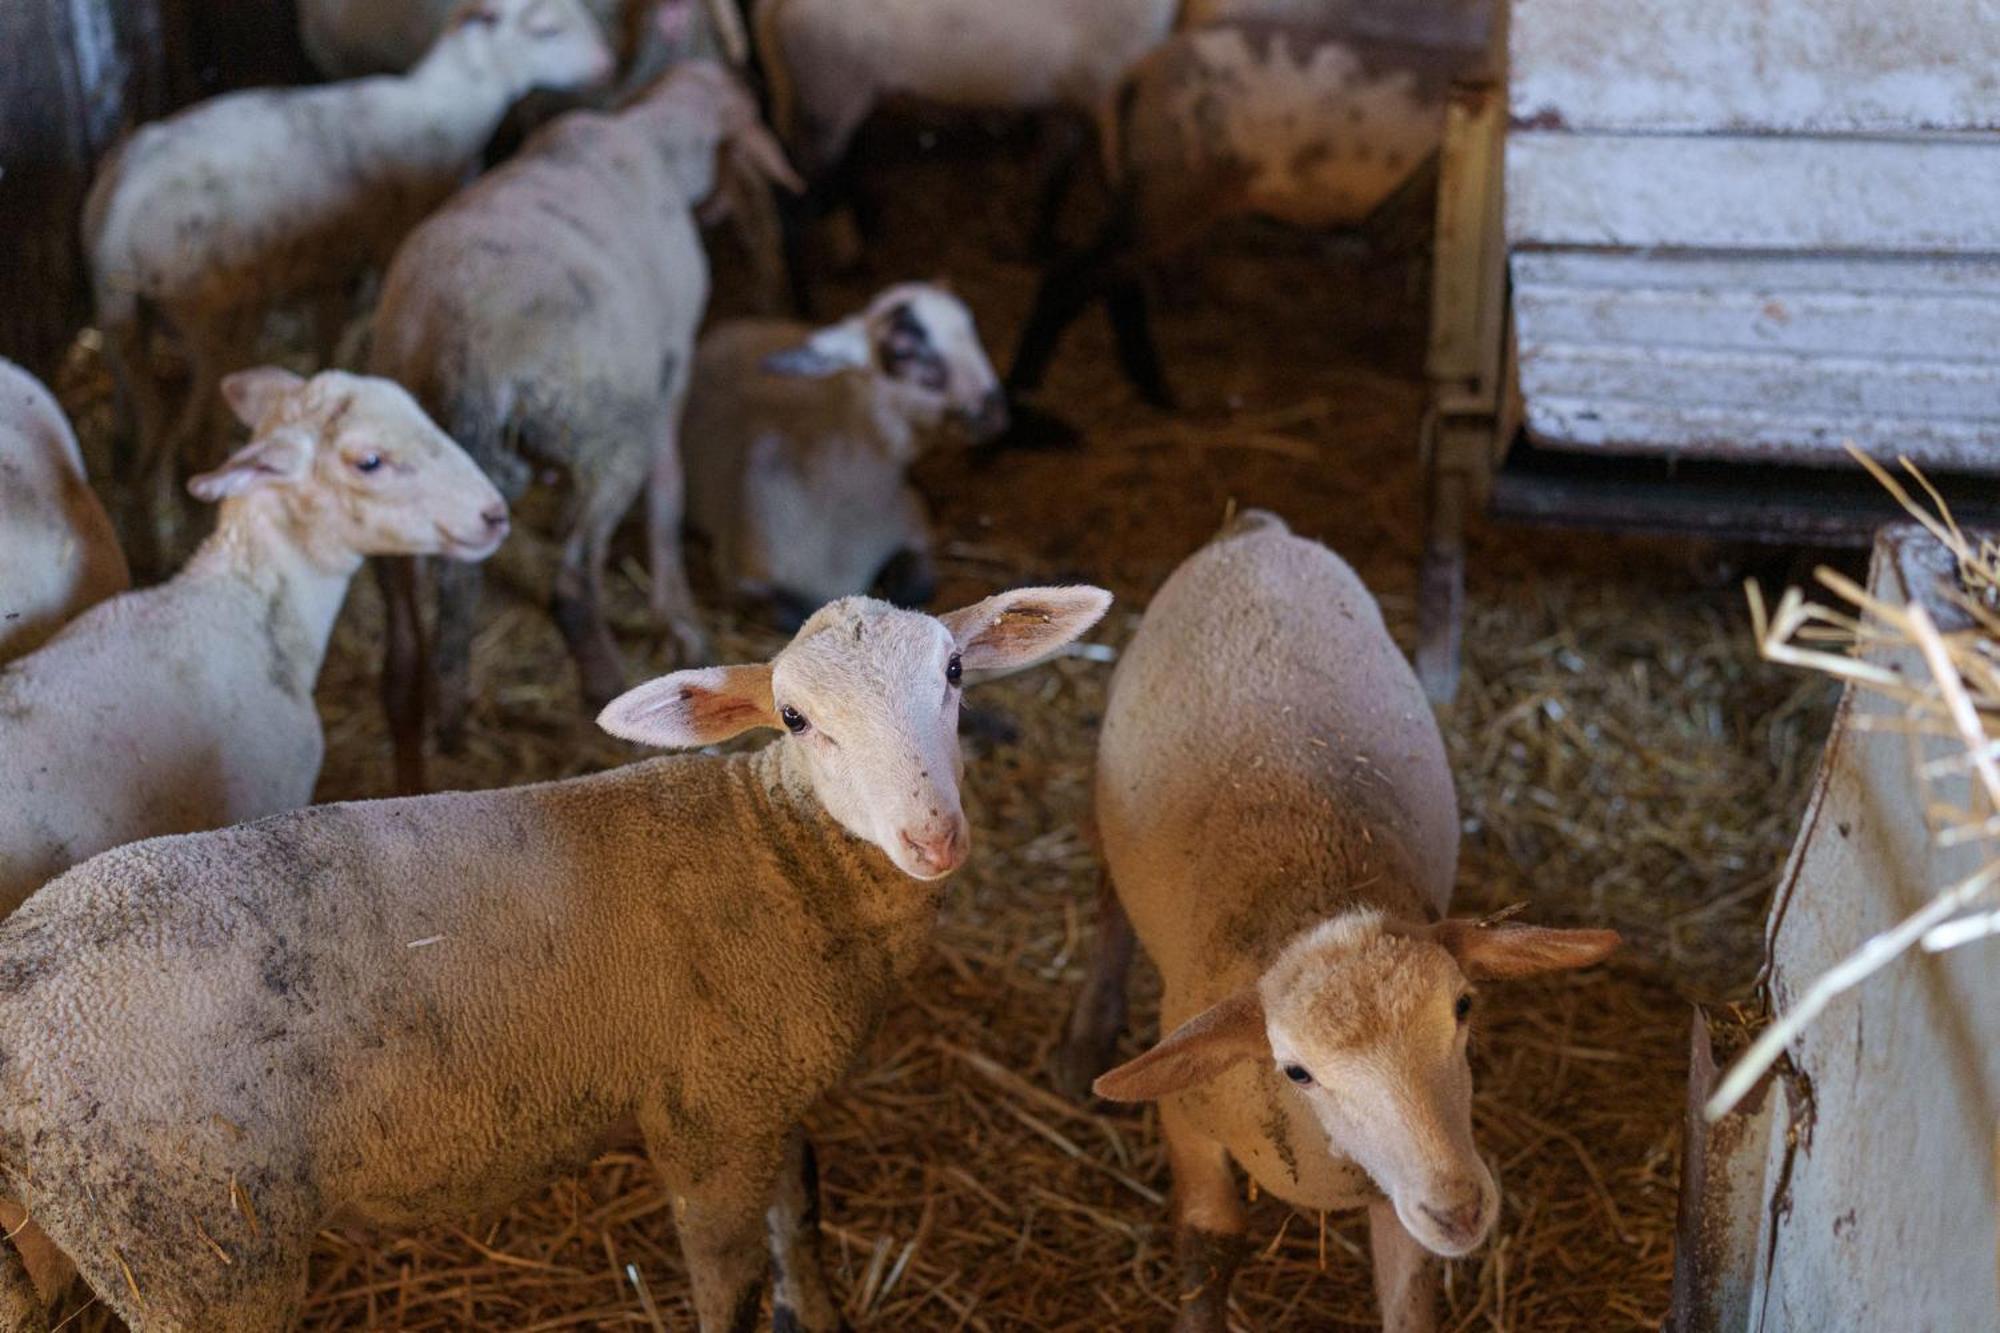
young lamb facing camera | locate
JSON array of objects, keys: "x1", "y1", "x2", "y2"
[
  {"x1": 0, "y1": 584, "x2": 1108, "y2": 1333},
  {"x1": 1056, "y1": 511, "x2": 1615, "y2": 1332}
]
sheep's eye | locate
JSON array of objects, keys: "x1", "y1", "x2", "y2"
[
  {"x1": 780, "y1": 706, "x2": 809, "y2": 734},
  {"x1": 1282, "y1": 1063, "x2": 1313, "y2": 1087},
  {"x1": 1454, "y1": 994, "x2": 1473, "y2": 1023},
  {"x1": 946, "y1": 654, "x2": 962, "y2": 687},
  {"x1": 354, "y1": 452, "x2": 384, "y2": 474}
]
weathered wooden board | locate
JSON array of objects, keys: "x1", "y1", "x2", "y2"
[
  {"x1": 1511, "y1": 0, "x2": 2000, "y2": 134},
  {"x1": 1682, "y1": 529, "x2": 2000, "y2": 1330},
  {"x1": 0, "y1": 0, "x2": 169, "y2": 381},
  {"x1": 1520, "y1": 398, "x2": 1998, "y2": 470},
  {"x1": 1507, "y1": 133, "x2": 2000, "y2": 253}
]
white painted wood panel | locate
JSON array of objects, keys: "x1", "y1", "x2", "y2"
[
  {"x1": 1521, "y1": 397, "x2": 1999, "y2": 470},
  {"x1": 1516, "y1": 284, "x2": 2000, "y2": 362},
  {"x1": 1519, "y1": 344, "x2": 2000, "y2": 419},
  {"x1": 1514, "y1": 251, "x2": 2000, "y2": 300},
  {"x1": 1507, "y1": 133, "x2": 2000, "y2": 252},
  {"x1": 1510, "y1": 0, "x2": 2000, "y2": 134},
  {"x1": 1738, "y1": 532, "x2": 2000, "y2": 1331}
]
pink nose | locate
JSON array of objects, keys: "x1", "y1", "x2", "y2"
[
  {"x1": 1420, "y1": 1195, "x2": 1488, "y2": 1247},
  {"x1": 899, "y1": 822, "x2": 966, "y2": 876}
]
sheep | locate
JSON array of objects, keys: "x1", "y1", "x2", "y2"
[
  {"x1": 0, "y1": 360, "x2": 127, "y2": 665},
  {"x1": 1006, "y1": 20, "x2": 1488, "y2": 411},
  {"x1": 0, "y1": 368, "x2": 507, "y2": 921},
  {"x1": 84, "y1": 0, "x2": 611, "y2": 573},
  {"x1": 1053, "y1": 511, "x2": 1615, "y2": 1333},
  {"x1": 752, "y1": 0, "x2": 1181, "y2": 305},
  {"x1": 300, "y1": 0, "x2": 751, "y2": 91},
  {"x1": 0, "y1": 582, "x2": 1111, "y2": 1332},
  {"x1": 681, "y1": 282, "x2": 1008, "y2": 627},
  {"x1": 368, "y1": 60, "x2": 800, "y2": 795}
]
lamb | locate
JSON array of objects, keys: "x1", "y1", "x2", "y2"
[
  {"x1": 1054, "y1": 512, "x2": 1615, "y2": 1332},
  {"x1": 0, "y1": 583, "x2": 1110, "y2": 1332},
  {"x1": 752, "y1": 0, "x2": 1180, "y2": 303},
  {"x1": 300, "y1": 0, "x2": 750, "y2": 90},
  {"x1": 84, "y1": 0, "x2": 610, "y2": 570},
  {"x1": 0, "y1": 368, "x2": 507, "y2": 919},
  {"x1": 682, "y1": 282, "x2": 1008, "y2": 627},
  {"x1": 1007, "y1": 20, "x2": 1488, "y2": 410},
  {"x1": 0, "y1": 360, "x2": 127, "y2": 664},
  {"x1": 368, "y1": 60, "x2": 800, "y2": 793}
]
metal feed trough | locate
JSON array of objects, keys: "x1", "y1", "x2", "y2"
[{"x1": 1417, "y1": 0, "x2": 2000, "y2": 702}]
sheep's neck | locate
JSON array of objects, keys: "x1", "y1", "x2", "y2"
[
  {"x1": 741, "y1": 741, "x2": 947, "y2": 981},
  {"x1": 386, "y1": 32, "x2": 528, "y2": 175},
  {"x1": 179, "y1": 497, "x2": 356, "y2": 698}
]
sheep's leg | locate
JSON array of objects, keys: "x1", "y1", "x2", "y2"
[
  {"x1": 374, "y1": 556, "x2": 431, "y2": 795},
  {"x1": 1162, "y1": 1100, "x2": 1247, "y2": 1333},
  {"x1": 1005, "y1": 217, "x2": 1129, "y2": 397},
  {"x1": 101, "y1": 302, "x2": 175, "y2": 574},
  {"x1": 1368, "y1": 1198, "x2": 1438, "y2": 1333},
  {"x1": 431, "y1": 556, "x2": 484, "y2": 755},
  {"x1": 766, "y1": 1128, "x2": 849, "y2": 1333},
  {"x1": 646, "y1": 379, "x2": 709, "y2": 666},
  {"x1": 552, "y1": 456, "x2": 642, "y2": 712},
  {"x1": 1025, "y1": 111, "x2": 1091, "y2": 259},
  {"x1": 1105, "y1": 275, "x2": 1174, "y2": 409},
  {"x1": 669, "y1": 1170, "x2": 777, "y2": 1333},
  {"x1": 0, "y1": 1243, "x2": 46, "y2": 1333},
  {"x1": 1049, "y1": 869, "x2": 1136, "y2": 1100}
]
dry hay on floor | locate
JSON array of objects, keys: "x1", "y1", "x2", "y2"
[{"x1": 48, "y1": 135, "x2": 1836, "y2": 1332}]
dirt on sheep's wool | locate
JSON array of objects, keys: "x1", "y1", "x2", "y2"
[{"x1": 53, "y1": 133, "x2": 1836, "y2": 1331}]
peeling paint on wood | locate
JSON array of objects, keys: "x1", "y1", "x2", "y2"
[
  {"x1": 1675, "y1": 531, "x2": 2000, "y2": 1329},
  {"x1": 1507, "y1": 134, "x2": 2000, "y2": 252},
  {"x1": 1511, "y1": 0, "x2": 2000, "y2": 133}
]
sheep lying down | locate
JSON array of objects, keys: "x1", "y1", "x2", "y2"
[{"x1": 0, "y1": 585, "x2": 1109, "y2": 1332}]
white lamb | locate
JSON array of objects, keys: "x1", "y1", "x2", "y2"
[
  {"x1": 0, "y1": 368, "x2": 507, "y2": 917},
  {"x1": 681, "y1": 281, "x2": 1008, "y2": 625},
  {"x1": 84, "y1": 0, "x2": 609, "y2": 567},
  {"x1": 0, "y1": 360, "x2": 127, "y2": 664}
]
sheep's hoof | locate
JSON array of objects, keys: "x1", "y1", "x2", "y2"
[
  {"x1": 982, "y1": 403, "x2": 1082, "y2": 457},
  {"x1": 1047, "y1": 1037, "x2": 1113, "y2": 1103}
]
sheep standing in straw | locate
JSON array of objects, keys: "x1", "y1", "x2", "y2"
[
  {"x1": 0, "y1": 368, "x2": 507, "y2": 918},
  {"x1": 0, "y1": 360, "x2": 127, "y2": 665},
  {"x1": 1057, "y1": 511, "x2": 1615, "y2": 1331},
  {"x1": 0, "y1": 584, "x2": 1108, "y2": 1331},
  {"x1": 85, "y1": 0, "x2": 610, "y2": 568}
]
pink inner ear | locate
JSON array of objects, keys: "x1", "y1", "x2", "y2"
[
  {"x1": 655, "y1": 0, "x2": 694, "y2": 41},
  {"x1": 690, "y1": 690, "x2": 762, "y2": 729}
]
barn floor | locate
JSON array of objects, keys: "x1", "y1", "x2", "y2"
[{"x1": 60, "y1": 134, "x2": 1838, "y2": 1331}]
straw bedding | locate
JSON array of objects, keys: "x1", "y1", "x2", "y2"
[{"x1": 49, "y1": 129, "x2": 1836, "y2": 1330}]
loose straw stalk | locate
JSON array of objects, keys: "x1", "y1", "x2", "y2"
[{"x1": 1709, "y1": 446, "x2": 2000, "y2": 1121}]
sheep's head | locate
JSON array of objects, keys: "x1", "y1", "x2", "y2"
[
  {"x1": 630, "y1": 60, "x2": 801, "y2": 214},
  {"x1": 190, "y1": 368, "x2": 509, "y2": 569},
  {"x1": 1094, "y1": 910, "x2": 1619, "y2": 1256},
  {"x1": 598, "y1": 587, "x2": 1111, "y2": 880},
  {"x1": 763, "y1": 284, "x2": 1010, "y2": 449},
  {"x1": 454, "y1": 0, "x2": 614, "y2": 92}
]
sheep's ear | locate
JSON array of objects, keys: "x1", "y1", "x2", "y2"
[
  {"x1": 940, "y1": 585, "x2": 1112, "y2": 672},
  {"x1": 598, "y1": 664, "x2": 776, "y2": 748},
  {"x1": 187, "y1": 430, "x2": 313, "y2": 502},
  {"x1": 220, "y1": 367, "x2": 306, "y2": 430},
  {"x1": 762, "y1": 319, "x2": 870, "y2": 378},
  {"x1": 1433, "y1": 921, "x2": 1622, "y2": 981},
  {"x1": 1094, "y1": 988, "x2": 1268, "y2": 1102},
  {"x1": 653, "y1": 0, "x2": 695, "y2": 44}
]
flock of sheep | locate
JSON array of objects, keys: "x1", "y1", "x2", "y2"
[{"x1": 0, "y1": 1, "x2": 1622, "y2": 1330}]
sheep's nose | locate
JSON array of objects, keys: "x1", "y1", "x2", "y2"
[
  {"x1": 481, "y1": 504, "x2": 509, "y2": 535},
  {"x1": 1420, "y1": 1196, "x2": 1488, "y2": 1247},
  {"x1": 969, "y1": 388, "x2": 1010, "y2": 441},
  {"x1": 900, "y1": 821, "x2": 967, "y2": 877}
]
